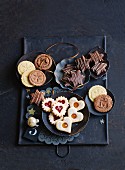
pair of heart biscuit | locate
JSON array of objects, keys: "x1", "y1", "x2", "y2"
[
  {"x1": 56, "y1": 106, "x2": 84, "y2": 134},
  {"x1": 56, "y1": 97, "x2": 85, "y2": 133}
]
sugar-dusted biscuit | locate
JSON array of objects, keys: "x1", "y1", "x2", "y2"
[
  {"x1": 56, "y1": 117, "x2": 72, "y2": 133},
  {"x1": 49, "y1": 113, "x2": 63, "y2": 125},
  {"x1": 42, "y1": 98, "x2": 55, "y2": 112},
  {"x1": 94, "y1": 94, "x2": 113, "y2": 112},
  {"x1": 56, "y1": 96, "x2": 69, "y2": 109},
  {"x1": 88, "y1": 85, "x2": 107, "y2": 102},
  {"x1": 29, "y1": 70, "x2": 46, "y2": 86},
  {"x1": 69, "y1": 97, "x2": 85, "y2": 111},
  {"x1": 52, "y1": 102, "x2": 66, "y2": 117},
  {"x1": 68, "y1": 107, "x2": 84, "y2": 123},
  {"x1": 21, "y1": 70, "x2": 34, "y2": 87},
  {"x1": 18, "y1": 61, "x2": 35, "y2": 75}
]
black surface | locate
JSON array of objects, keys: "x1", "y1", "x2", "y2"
[
  {"x1": 0, "y1": 1, "x2": 125, "y2": 170},
  {"x1": 19, "y1": 36, "x2": 109, "y2": 145}
]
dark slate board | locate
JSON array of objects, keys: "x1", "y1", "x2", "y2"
[{"x1": 18, "y1": 36, "x2": 109, "y2": 145}]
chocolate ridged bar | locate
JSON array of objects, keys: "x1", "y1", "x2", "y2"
[
  {"x1": 90, "y1": 51, "x2": 104, "y2": 64},
  {"x1": 30, "y1": 90, "x2": 45, "y2": 106},
  {"x1": 91, "y1": 62, "x2": 107, "y2": 75},
  {"x1": 75, "y1": 55, "x2": 90, "y2": 72},
  {"x1": 62, "y1": 64, "x2": 77, "y2": 74},
  {"x1": 67, "y1": 70, "x2": 85, "y2": 88}
]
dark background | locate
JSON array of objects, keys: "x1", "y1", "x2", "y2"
[{"x1": 0, "y1": 0, "x2": 125, "y2": 170}]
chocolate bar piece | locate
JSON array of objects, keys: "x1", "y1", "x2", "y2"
[
  {"x1": 90, "y1": 51, "x2": 104, "y2": 64},
  {"x1": 91, "y1": 62, "x2": 107, "y2": 75},
  {"x1": 62, "y1": 64, "x2": 77, "y2": 74},
  {"x1": 75, "y1": 55, "x2": 90, "y2": 72},
  {"x1": 68, "y1": 70, "x2": 85, "y2": 88},
  {"x1": 30, "y1": 90, "x2": 45, "y2": 106}
]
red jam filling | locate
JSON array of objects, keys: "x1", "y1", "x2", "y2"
[
  {"x1": 58, "y1": 100, "x2": 65, "y2": 104},
  {"x1": 55, "y1": 106, "x2": 63, "y2": 113},
  {"x1": 53, "y1": 115, "x2": 60, "y2": 121},
  {"x1": 45, "y1": 101, "x2": 52, "y2": 108}
]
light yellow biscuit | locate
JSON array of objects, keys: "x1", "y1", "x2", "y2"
[
  {"x1": 18, "y1": 61, "x2": 35, "y2": 75},
  {"x1": 21, "y1": 70, "x2": 34, "y2": 87},
  {"x1": 56, "y1": 117, "x2": 72, "y2": 133},
  {"x1": 88, "y1": 85, "x2": 107, "y2": 102}
]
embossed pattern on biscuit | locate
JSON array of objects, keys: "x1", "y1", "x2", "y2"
[
  {"x1": 94, "y1": 94, "x2": 113, "y2": 112},
  {"x1": 35, "y1": 54, "x2": 52, "y2": 70},
  {"x1": 29, "y1": 70, "x2": 46, "y2": 86}
]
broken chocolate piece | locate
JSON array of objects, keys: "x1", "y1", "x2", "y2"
[{"x1": 30, "y1": 89, "x2": 45, "y2": 106}]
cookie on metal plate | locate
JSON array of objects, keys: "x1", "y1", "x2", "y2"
[
  {"x1": 94, "y1": 94, "x2": 113, "y2": 112},
  {"x1": 88, "y1": 85, "x2": 107, "y2": 102},
  {"x1": 29, "y1": 70, "x2": 46, "y2": 86},
  {"x1": 18, "y1": 61, "x2": 35, "y2": 75},
  {"x1": 21, "y1": 70, "x2": 34, "y2": 87}
]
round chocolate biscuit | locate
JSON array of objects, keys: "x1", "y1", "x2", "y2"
[
  {"x1": 29, "y1": 70, "x2": 46, "y2": 86},
  {"x1": 34, "y1": 54, "x2": 52, "y2": 70},
  {"x1": 94, "y1": 94, "x2": 113, "y2": 113}
]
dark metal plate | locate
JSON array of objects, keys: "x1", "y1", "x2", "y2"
[
  {"x1": 85, "y1": 89, "x2": 115, "y2": 116},
  {"x1": 42, "y1": 92, "x2": 90, "y2": 136},
  {"x1": 54, "y1": 57, "x2": 90, "y2": 90},
  {"x1": 16, "y1": 51, "x2": 56, "y2": 87}
]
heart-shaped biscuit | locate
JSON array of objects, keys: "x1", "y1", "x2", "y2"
[
  {"x1": 42, "y1": 98, "x2": 55, "y2": 112},
  {"x1": 56, "y1": 117, "x2": 72, "y2": 133},
  {"x1": 52, "y1": 102, "x2": 66, "y2": 117},
  {"x1": 56, "y1": 96, "x2": 69, "y2": 109},
  {"x1": 68, "y1": 107, "x2": 84, "y2": 123},
  {"x1": 49, "y1": 113, "x2": 63, "y2": 125},
  {"x1": 69, "y1": 97, "x2": 85, "y2": 111}
]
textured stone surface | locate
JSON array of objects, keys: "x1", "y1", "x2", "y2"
[{"x1": 0, "y1": 0, "x2": 125, "y2": 170}]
